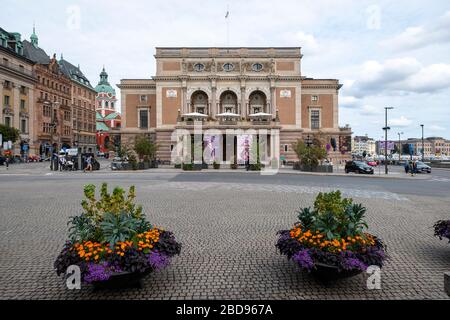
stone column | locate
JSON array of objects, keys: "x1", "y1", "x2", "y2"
[
  {"x1": 13, "y1": 85, "x2": 20, "y2": 129},
  {"x1": 270, "y1": 86, "x2": 276, "y2": 117},
  {"x1": 182, "y1": 87, "x2": 187, "y2": 114},
  {"x1": 241, "y1": 87, "x2": 246, "y2": 119},
  {"x1": 211, "y1": 87, "x2": 217, "y2": 118}
]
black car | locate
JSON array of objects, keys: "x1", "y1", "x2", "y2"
[
  {"x1": 0, "y1": 156, "x2": 5, "y2": 165},
  {"x1": 415, "y1": 161, "x2": 431, "y2": 174},
  {"x1": 345, "y1": 161, "x2": 374, "y2": 174}
]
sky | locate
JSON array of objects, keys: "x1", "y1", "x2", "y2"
[{"x1": 2, "y1": 0, "x2": 450, "y2": 140}]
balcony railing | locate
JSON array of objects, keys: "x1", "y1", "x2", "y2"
[{"x1": 0, "y1": 60, "x2": 35, "y2": 78}]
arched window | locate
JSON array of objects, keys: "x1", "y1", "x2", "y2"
[
  {"x1": 249, "y1": 91, "x2": 267, "y2": 114},
  {"x1": 191, "y1": 91, "x2": 208, "y2": 114},
  {"x1": 219, "y1": 91, "x2": 238, "y2": 114}
]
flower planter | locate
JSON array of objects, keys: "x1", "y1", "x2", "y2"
[
  {"x1": 434, "y1": 220, "x2": 450, "y2": 242},
  {"x1": 92, "y1": 270, "x2": 151, "y2": 290},
  {"x1": 276, "y1": 191, "x2": 386, "y2": 284},
  {"x1": 311, "y1": 263, "x2": 362, "y2": 282},
  {"x1": 54, "y1": 183, "x2": 182, "y2": 290}
]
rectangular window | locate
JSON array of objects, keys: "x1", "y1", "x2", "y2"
[
  {"x1": 5, "y1": 116, "x2": 11, "y2": 127},
  {"x1": 21, "y1": 119, "x2": 27, "y2": 133},
  {"x1": 4, "y1": 95, "x2": 10, "y2": 106},
  {"x1": 20, "y1": 99, "x2": 26, "y2": 110},
  {"x1": 311, "y1": 95, "x2": 319, "y2": 102},
  {"x1": 310, "y1": 109, "x2": 320, "y2": 129},
  {"x1": 139, "y1": 109, "x2": 149, "y2": 129},
  {"x1": 140, "y1": 95, "x2": 147, "y2": 103}
]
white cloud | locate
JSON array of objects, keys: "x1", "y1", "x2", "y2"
[
  {"x1": 294, "y1": 31, "x2": 319, "y2": 54},
  {"x1": 429, "y1": 125, "x2": 447, "y2": 131},
  {"x1": 390, "y1": 116, "x2": 413, "y2": 127},
  {"x1": 381, "y1": 11, "x2": 450, "y2": 51},
  {"x1": 349, "y1": 58, "x2": 450, "y2": 97},
  {"x1": 360, "y1": 105, "x2": 382, "y2": 116},
  {"x1": 340, "y1": 95, "x2": 360, "y2": 108}
]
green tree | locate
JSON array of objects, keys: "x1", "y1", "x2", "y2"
[
  {"x1": 0, "y1": 124, "x2": 20, "y2": 143},
  {"x1": 292, "y1": 139, "x2": 327, "y2": 167},
  {"x1": 134, "y1": 135, "x2": 158, "y2": 161}
]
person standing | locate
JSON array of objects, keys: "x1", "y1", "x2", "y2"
[
  {"x1": 84, "y1": 155, "x2": 93, "y2": 173},
  {"x1": 404, "y1": 161, "x2": 409, "y2": 174}
]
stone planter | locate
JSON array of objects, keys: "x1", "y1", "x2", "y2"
[
  {"x1": 311, "y1": 263, "x2": 362, "y2": 282},
  {"x1": 92, "y1": 270, "x2": 151, "y2": 290},
  {"x1": 293, "y1": 163, "x2": 333, "y2": 173}
]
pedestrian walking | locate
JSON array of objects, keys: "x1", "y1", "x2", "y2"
[
  {"x1": 84, "y1": 155, "x2": 93, "y2": 172},
  {"x1": 404, "y1": 162, "x2": 409, "y2": 174},
  {"x1": 5, "y1": 156, "x2": 9, "y2": 170},
  {"x1": 412, "y1": 160, "x2": 418, "y2": 176}
]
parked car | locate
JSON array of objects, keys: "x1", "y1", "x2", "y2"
[
  {"x1": 345, "y1": 161, "x2": 374, "y2": 174},
  {"x1": 415, "y1": 161, "x2": 431, "y2": 174},
  {"x1": 367, "y1": 160, "x2": 378, "y2": 167}
]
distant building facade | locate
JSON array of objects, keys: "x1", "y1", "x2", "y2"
[
  {"x1": 119, "y1": 47, "x2": 352, "y2": 164},
  {"x1": 401, "y1": 137, "x2": 450, "y2": 157},
  {"x1": 23, "y1": 30, "x2": 72, "y2": 157},
  {"x1": 59, "y1": 57, "x2": 96, "y2": 153},
  {"x1": 352, "y1": 135, "x2": 376, "y2": 156},
  {"x1": 95, "y1": 67, "x2": 121, "y2": 153},
  {"x1": 0, "y1": 27, "x2": 37, "y2": 155}
]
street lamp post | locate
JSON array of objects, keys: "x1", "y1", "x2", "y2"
[
  {"x1": 420, "y1": 124, "x2": 424, "y2": 162},
  {"x1": 383, "y1": 107, "x2": 394, "y2": 174},
  {"x1": 398, "y1": 132, "x2": 403, "y2": 163}
]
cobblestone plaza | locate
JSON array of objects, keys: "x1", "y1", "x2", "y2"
[{"x1": 0, "y1": 166, "x2": 449, "y2": 300}]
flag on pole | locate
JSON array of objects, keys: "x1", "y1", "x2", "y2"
[{"x1": 225, "y1": 10, "x2": 229, "y2": 18}]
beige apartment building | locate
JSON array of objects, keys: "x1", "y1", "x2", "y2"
[
  {"x1": 0, "y1": 28, "x2": 36, "y2": 155},
  {"x1": 119, "y1": 47, "x2": 352, "y2": 164},
  {"x1": 403, "y1": 137, "x2": 450, "y2": 157},
  {"x1": 59, "y1": 57, "x2": 97, "y2": 153}
]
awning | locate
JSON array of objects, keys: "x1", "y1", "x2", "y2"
[
  {"x1": 182, "y1": 112, "x2": 208, "y2": 118},
  {"x1": 248, "y1": 112, "x2": 272, "y2": 118},
  {"x1": 216, "y1": 112, "x2": 241, "y2": 117}
]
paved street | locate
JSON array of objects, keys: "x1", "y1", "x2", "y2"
[{"x1": 0, "y1": 162, "x2": 449, "y2": 299}]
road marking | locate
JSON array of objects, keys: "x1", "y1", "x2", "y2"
[
  {"x1": 429, "y1": 177, "x2": 450, "y2": 183},
  {"x1": 142, "y1": 181, "x2": 409, "y2": 201}
]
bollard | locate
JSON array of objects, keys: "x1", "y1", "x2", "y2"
[{"x1": 445, "y1": 272, "x2": 450, "y2": 297}]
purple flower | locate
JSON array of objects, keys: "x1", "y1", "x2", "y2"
[
  {"x1": 341, "y1": 257, "x2": 368, "y2": 271},
  {"x1": 147, "y1": 251, "x2": 170, "y2": 271},
  {"x1": 83, "y1": 262, "x2": 122, "y2": 283},
  {"x1": 292, "y1": 249, "x2": 315, "y2": 271}
]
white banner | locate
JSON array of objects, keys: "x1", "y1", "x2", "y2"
[
  {"x1": 203, "y1": 135, "x2": 220, "y2": 163},
  {"x1": 237, "y1": 134, "x2": 252, "y2": 164}
]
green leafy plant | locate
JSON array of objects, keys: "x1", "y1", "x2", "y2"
[
  {"x1": 292, "y1": 139, "x2": 327, "y2": 167},
  {"x1": 81, "y1": 183, "x2": 143, "y2": 222},
  {"x1": 0, "y1": 124, "x2": 20, "y2": 143},
  {"x1": 296, "y1": 191, "x2": 368, "y2": 240},
  {"x1": 100, "y1": 212, "x2": 140, "y2": 247},
  {"x1": 134, "y1": 135, "x2": 158, "y2": 161}
]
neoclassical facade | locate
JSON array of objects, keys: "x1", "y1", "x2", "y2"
[{"x1": 119, "y1": 47, "x2": 351, "y2": 163}]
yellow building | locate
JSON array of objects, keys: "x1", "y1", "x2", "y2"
[{"x1": 0, "y1": 27, "x2": 36, "y2": 155}]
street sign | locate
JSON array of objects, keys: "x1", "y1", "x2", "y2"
[{"x1": 409, "y1": 144, "x2": 414, "y2": 155}]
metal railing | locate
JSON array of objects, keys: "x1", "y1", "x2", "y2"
[{"x1": 0, "y1": 60, "x2": 35, "y2": 78}]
